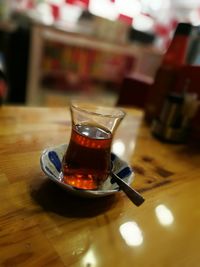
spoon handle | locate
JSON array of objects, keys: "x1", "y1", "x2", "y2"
[{"x1": 111, "y1": 172, "x2": 145, "y2": 206}]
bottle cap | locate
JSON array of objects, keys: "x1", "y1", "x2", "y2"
[{"x1": 175, "y1": 23, "x2": 192, "y2": 36}]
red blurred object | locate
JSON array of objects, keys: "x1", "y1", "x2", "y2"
[
  {"x1": 78, "y1": 0, "x2": 89, "y2": 8},
  {"x1": 154, "y1": 24, "x2": 170, "y2": 36},
  {"x1": 170, "y1": 18, "x2": 178, "y2": 30},
  {"x1": 174, "y1": 65, "x2": 200, "y2": 95},
  {"x1": 118, "y1": 14, "x2": 133, "y2": 25},
  {"x1": 0, "y1": 80, "x2": 7, "y2": 97},
  {"x1": 0, "y1": 70, "x2": 7, "y2": 105},
  {"x1": 50, "y1": 4, "x2": 60, "y2": 20},
  {"x1": 145, "y1": 23, "x2": 192, "y2": 123},
  {"x1": 26, "y1": 0, "x2": 35, "y2": 9},
  {"x1": 66, "y1": 0, "x2": 89, "y2": 7},
  {"x1": 116, "y1": 73, "x2": 153, "y2": 109},
  {"x1": 66, "y1": 0, "x2": 76, "y2": 4},
  {"x1": 162, "y1": 36, "x2": 190, "y2": 67}
]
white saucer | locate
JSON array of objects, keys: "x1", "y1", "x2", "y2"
[{"x1": 40, "y1": 144, "x2": 134, "y2": 198}]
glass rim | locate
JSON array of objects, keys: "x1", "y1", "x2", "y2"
[{"x1": 70, "y1": 101, "x2": 126, "y2": 119}]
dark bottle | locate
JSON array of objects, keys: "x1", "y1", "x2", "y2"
[{"x1": 145, "y1": 23, "x2": 192, "y2": 123}]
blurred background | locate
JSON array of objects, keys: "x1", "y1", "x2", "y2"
[{"x1": 0, "y1": 0, "x2": 200, "y2": 107}]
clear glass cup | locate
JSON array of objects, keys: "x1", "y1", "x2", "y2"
[{"x1": 61, "y1": 102, "x2": 126, "y2": 190}]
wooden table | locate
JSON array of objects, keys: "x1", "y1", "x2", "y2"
[{"x1": 0, "y1": 106, "x2": 200, "y2": 267}]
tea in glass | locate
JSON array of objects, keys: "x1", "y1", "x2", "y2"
[{"x1": 62, "y1": 102, "x2": 125, "y2": 190}]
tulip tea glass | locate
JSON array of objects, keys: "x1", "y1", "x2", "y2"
[{"x1": 61, "y1": 102, "x2": 125, "y2": 190}]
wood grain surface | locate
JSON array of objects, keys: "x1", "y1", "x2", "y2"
[{"x1": 0, "y1": 106, "x2": 200, "y2": 267}]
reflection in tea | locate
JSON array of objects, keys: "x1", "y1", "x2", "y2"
[{"x1": 62, "y1": 123, "x2": 112, "y2": 189}]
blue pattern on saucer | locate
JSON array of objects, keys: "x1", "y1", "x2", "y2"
[
  {"x1": 110, "y1": 166, "x2": 132, "y2": 185},
  {"x1": 48, "y1": 151, "x2": 62, "y2": 172},
  {"x1": 40, "y1": 144, "x2": 134, "y2": 198}
]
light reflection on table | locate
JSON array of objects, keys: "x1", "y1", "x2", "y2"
[
  {"x1": 155, "y1": 204, "x2": 174, "y2": 226},
  {"x1": 119, "y1": 221, "x2": 144, "y2": 247}
]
